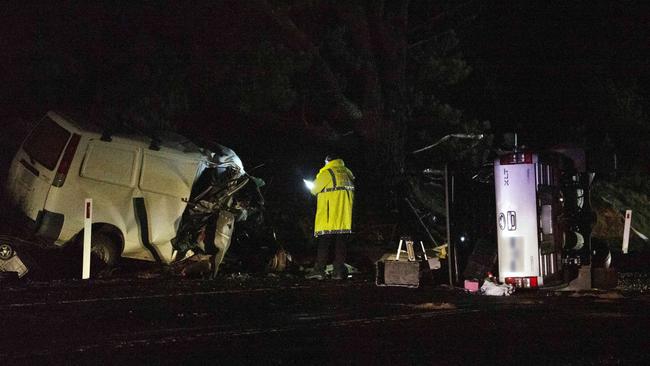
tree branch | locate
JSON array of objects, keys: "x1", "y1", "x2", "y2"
[
  {"x1": 257, "y1": 0, "x2": 363, "y2": 121},
  {"x1": 407, "y1": 0, "x2": 475, "y2": 36}
]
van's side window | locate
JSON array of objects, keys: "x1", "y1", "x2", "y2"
[
  {"x1": 23, "y1": 117, "x2": 71, "y2": 171},
  {"x1": 80, "y1": 142, "x2": 138, "y2": 187},
  {"x1": 140, "y1": 152, "x2": 198, "y2": 197}
]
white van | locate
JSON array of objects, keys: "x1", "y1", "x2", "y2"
[{"x1": 5, "y1": 111, "x2": 246, "y2": 273}]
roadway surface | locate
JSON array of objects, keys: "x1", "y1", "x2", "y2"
[{"x1": 1, "y1": 272, "x2": 649, "y2": 365}]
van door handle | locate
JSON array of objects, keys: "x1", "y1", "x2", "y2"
[
  {"x1": 20, "y1": 159, "x2": 40, "y2": 177},
  {"x1": 507, "y1": 211, "x2": 516, "y2": 231}
]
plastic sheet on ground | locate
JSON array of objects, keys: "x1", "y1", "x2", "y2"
[
  {"x1": 324, "y1": 263, "x2": 359, "y2": 275},
  {"x1": 481, "y1": 280, "x2": 515, "y2": 296}
]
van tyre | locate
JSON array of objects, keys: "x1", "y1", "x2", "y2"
[{"x1": 90, "y1": 233, "x2": 120, "y2": 277}]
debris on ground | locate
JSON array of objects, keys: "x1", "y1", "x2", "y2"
[
  {"x1": 617, "y1": 272, "x2": 650, "y2": 293},
  {"x1": 226, "y1": 272, "x2": 252, "y2": 281},
  {"x1": 432, "y1": 244, "x2": 448, "y2": 259},
  {"x1": 568, "y1": 291, "x2": 625, "y2": 299},
  {"x1": 324, "y1": 263, "x2": 359, "y2": 276},
  {"x1": 464, "y1": 279, "x2": 480, "y2": 292},
  {"x1": 409, "y1": 302, "x2": 457, "y2": 310},
  {"x1": 481, "y1": 280, "x2": 515, "y2": 296},
  {"x1": 177, "y1": 253, "x2": 213, "y2": 278}
]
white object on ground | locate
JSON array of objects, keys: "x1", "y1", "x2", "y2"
[
  {"x1": 481, "y1": 280, "x2": 515, "y2": 296},
  {"x1": 622, "y1": 210, "x2": 632, "y2": 254},
  {"x1": 324, "y1": 263, "x2": 359, "y2": 275},
  {"x1": 631, "y1": 226, "x2": 648, "y2": 241}
]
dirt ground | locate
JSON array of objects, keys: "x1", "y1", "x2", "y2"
[{"x1": 1, "y1": 272, "x2": 649, "y2": 365}]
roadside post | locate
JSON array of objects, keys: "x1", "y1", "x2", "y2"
[
  {"x1": 444, "y1": 164, "x2": 455, "y2": 286},
  {"x1": 622, "y1": 210, "x2": 632, "y2": 254},
  {"x1": 82, "y1": 199, "x2": 92, "y2": 279}
]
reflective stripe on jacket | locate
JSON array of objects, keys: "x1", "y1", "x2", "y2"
[{"x1": 310, "y1": 159, "x2": 355, "y2": 237}]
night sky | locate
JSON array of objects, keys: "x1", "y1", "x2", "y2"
[
  {"x1": 1, "y1": 1, "x2": 649, "y2": 181},
  {"x1": 461, "y1": 1, "x2": 650, "y2": 151}
]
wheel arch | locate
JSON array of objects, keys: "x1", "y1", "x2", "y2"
[{"x1": 71, "y1": 223, "x2": 125, "y2": 255}]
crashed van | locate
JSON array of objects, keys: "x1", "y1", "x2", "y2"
[{"x1": 4, "y1": 111, "x2": 254, "y2": 276}]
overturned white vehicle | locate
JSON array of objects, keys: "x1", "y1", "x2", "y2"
[{"x1": 3, "y1": 111, "x2": 261, "y2": 277}]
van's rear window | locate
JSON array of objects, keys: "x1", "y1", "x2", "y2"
[{"x1": 23, "y1": 116, "x2": 71, "y2": 171}]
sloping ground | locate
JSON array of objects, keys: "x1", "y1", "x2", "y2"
[{"x1": 591, "y1": 175, "x2": 650, "y2": 254}]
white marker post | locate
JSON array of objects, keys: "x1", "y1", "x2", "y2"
[
  {"x1": 82, "y1": 199, "x2": 92, "y2": 279},
  {"x1": 622, "y1": 210, "x2": 632, "y2": 254}
]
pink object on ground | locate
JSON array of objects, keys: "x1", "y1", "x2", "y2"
[{"x1": 464, "y1": 279, "x2": 480, "y2": 292}]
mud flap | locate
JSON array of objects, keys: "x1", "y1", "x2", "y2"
[{"x1": 210, "y1": 210, "x2": 235, "y2": 277}]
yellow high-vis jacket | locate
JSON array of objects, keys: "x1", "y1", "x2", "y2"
[{"x1": 310, "y1": 159, "x2": 355, "y2": 236}]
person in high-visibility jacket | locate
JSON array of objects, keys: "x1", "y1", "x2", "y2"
[{"x1": 305, "y1": 154, "x2": 355, "y2": 280}]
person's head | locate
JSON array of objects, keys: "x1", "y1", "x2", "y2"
[{"x1": 324, "y1": 153, "x2": 340, "y2": 164}]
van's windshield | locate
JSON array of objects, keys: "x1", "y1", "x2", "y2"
[{"x1": 23, "y1": 116, "x2": 71, "y2": 171}]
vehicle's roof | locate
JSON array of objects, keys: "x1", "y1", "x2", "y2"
[{"x1": 47, "y1": 111, "x2": 212, "y2": 159}]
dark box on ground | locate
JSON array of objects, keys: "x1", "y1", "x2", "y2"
[{"x1": 376, "y1": 254, "x2": 422, "y2": 288}]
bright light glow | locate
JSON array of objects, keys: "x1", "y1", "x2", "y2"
[
  {"x1": 460, "y1": 236, "x2": 466, "y2": 242},
  {"x1": 303, "y1": 179, "x2": 314, "y2": 190}
]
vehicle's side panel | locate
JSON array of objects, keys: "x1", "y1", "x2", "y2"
[
  {"x1": 136, "y1": 151, "x2": 201, "y2": 263},
  {"x1": 44, "y1": 139, "x2": 142, "y2": 250}
]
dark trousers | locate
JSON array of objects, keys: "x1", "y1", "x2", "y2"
[{"x1": 314, "y1": 234, "x2": 349, "y2": 274}]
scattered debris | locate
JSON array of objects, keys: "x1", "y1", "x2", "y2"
[
  {"x1": 618, "y1": 272, "x2": 650, "y2": 293},
  {"x1": 568, "y1": 291, "x2": 624, "y2": 299},
  {"x1": 267, "y1": 249, "x2": 292, "y2": 273},
  {"x1": 410, "y1": 302, "x2": 457, "y2": 310},
  {"x1": 464, "y1": 279, "x2": 480, "y2": 293},
  {"x1": 135, "y1": 272, "x2": 164, "y2": 279},
  {"x1": 324, "y1": 263, "x2": 359, "y2": 276},
  {"x1": 481, "y1": 280, "x2": 515, "y2": 296},
  {"x1": 227, "y1": 272, "x2": 252, "y2": 281},
  {"x1": 432, "y1": 244, "x2": 448, "y2": 259},
  {"x1": 178, "y1": 253, "x2": 213, "y2": 278}
]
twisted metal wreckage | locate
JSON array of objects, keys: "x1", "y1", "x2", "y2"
[{"x1": 171, "y1": 144, "x2": 267, "y2": 277}]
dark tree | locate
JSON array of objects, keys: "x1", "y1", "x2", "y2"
[{"x1": 252, "y1": 0, "x2": 481, "y2": 194}]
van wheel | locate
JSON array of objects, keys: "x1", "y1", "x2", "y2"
[{"x1": 90, "y1": 233, "x2": 120, "y2": 276}]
